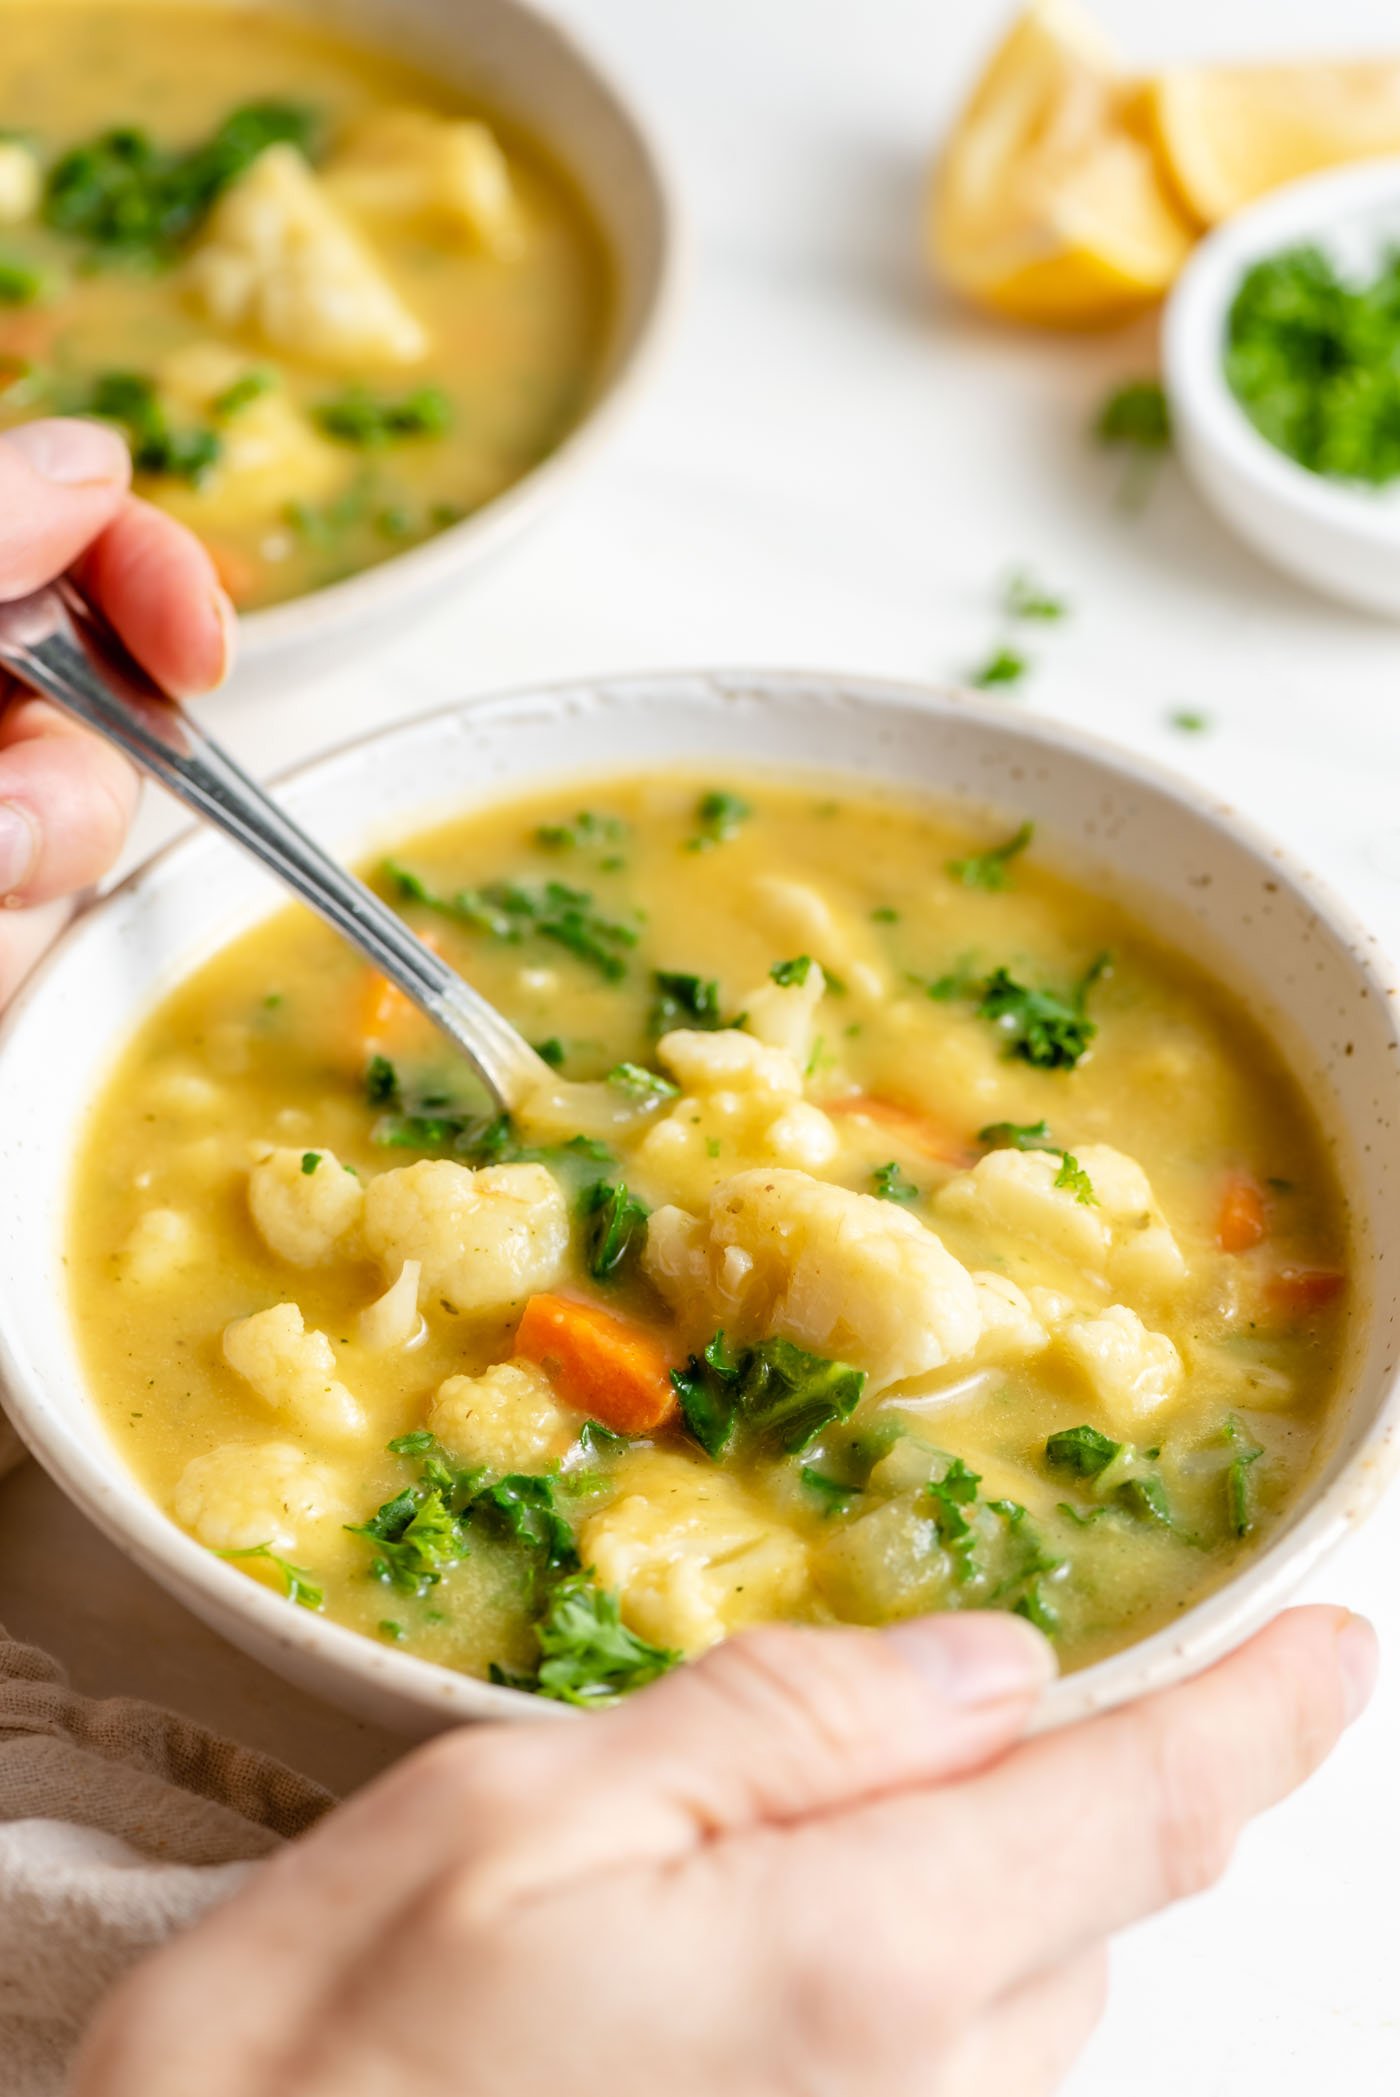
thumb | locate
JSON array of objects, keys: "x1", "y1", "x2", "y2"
[
  {"x1": 464, "y1": 1613, "x2": 1055, "y2": 1913},
  {"x1": 0, "y1": 420, "x2": 131, "y2": 597}
]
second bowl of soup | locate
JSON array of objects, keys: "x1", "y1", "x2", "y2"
[{"x1": 0, "y1": 671, "x2": 1396, "y2": 1731}]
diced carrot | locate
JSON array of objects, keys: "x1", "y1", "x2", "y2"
[
  {"x1": 1268, "y1": 1268, "x2": 1346, "y2": 1317},
  {"x1": 360, "y1": 932, "x2": 441, "y2": 1042},
  {"x1": 825, "y1": 1092, "x2": 978, "y2": 1169},
  {"x1": 515, "y1": 1293, "x2": 677, "y2": 1435},
  {"x1": 1217, "y1": 1171, "x2": 1269, "y2": 1254}
]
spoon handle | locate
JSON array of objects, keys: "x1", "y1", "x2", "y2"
[{"x1": 0, "y1": 580, "x2": 549, "y2": 1113}]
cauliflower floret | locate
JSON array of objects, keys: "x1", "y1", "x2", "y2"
[
  {"x1": 222, "y1": 1303, "x2": 365, "y2": 1444},
  {"x1": 359, "y1": 1261, "x2": 423, "y2": 1351},
  {"x1": 248, "y1": 1145, "x2": 363, "y2": 1267},
  {"x1": 636, "y1": 1030, "x2": 838, "y2": 1205},
  {"x1": 657, "y1": 1027, "x2": 803, "y2": 1101},
  {"x1": 429, "y1": 1360, "x2": 576, "y2": 1472},
  {"x1": 1056, "y1": 1305, "x2": 1184, "y2": 1430},
  {"x1": 121, "y1": 1208, "x2": 202, "y2": 1286},
  {"x1": 175, "y1": 1439, "x2": 343, "y2": 1553},
  {"x1": 326, "y1": 106, "x2": 524, "y2": 256},
  {"x1": 642, "y1": 1168, "x2": 982, "y2": 1390},
  {"x1": 971, "y1": 1272, "x2": 1049, "y2": 1360},
  {"x1": 0, "y1": 140, "x2": 40, "y2": 225},
  {"x1": 188, "y1": 144, "x2": 427, "y2": 368},
  {"x1": 579, "y1": 1453, "x2": 811, "y2": 1655},
  {"x1": 362, "y1": 1159, "x2": 568, "y2": 1314},
  {"x1": 740, "y1": 961, "x2": 826, "y2": 1063},
  {"x1": 157, "y1": 344, "x2": 349, "y2": 525},
  {"x1": 751, "y1": 875, "x2": 886, "y2": 1000},
  {"x1": 938, "y1": 1144, "x2": 1186, "y2": 1299}
]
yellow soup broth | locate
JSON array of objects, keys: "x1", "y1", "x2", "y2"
[
  {"x1": 0, "y1": 3, "x2": 610, "y2": 608},
  {"x1": 69, "y1": 775, "x2": 1349, "y2": 1700}
]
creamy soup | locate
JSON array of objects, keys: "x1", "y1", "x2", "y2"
[
  {"x1": 70, "y1": 776, "x2": 1348, "y2": 1702},
  {"x1": 0, "y1": 3, "x2": 609, "y2": 609}
]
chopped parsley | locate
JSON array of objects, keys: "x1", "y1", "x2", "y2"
[
  {"x1": 649, "y1": 969, "x2": 732, "y2": 1035},
  {"x1": 500, "y1": 1575, "x2": 678, "y2": 1706},
  {"x1": 1094, "y1": 379, "x2": 1172, "y2": 507},
  {"x1": 0, "y1": 255, "x2": 44, "y2": 306},
  {"x1": 211, "y1": 369, "x2": 274, "y2": 419},
  {"x1": 943, "y1": 954, "x2": 1108, "y2": 1069},
  {"x1": 44, "y1": 102, "x2": 319, "y2": 264},
  {"x1": 216, "y1": 1541, "x2": 323, "y2": 1610},
  {"x1": 535, "y1": 809, "x2": 625, "y2": 852},
  {"x1": 1053, "y1": 1151, "x2": 1097, "y2": 1205},
  {"x1": 315, "y1": 384, "x2": 452, "y2": 445},
  {"x1": 978, "y1": 1118, "x2": 1055, "y2": 1151},
  {"x1": 300, "y1": 1151, "x2": 321, "y2": 1176},
  {"x1": 947, "y1": 820, "x2": 1034, "y2": 892},
  {"x1": 62, "y1": 370, "x2": 221, "y2": 483},
  {"x1": 870, "y1": 905, "x2": 900, "y2": 924},
  {"x1": 580, "y1": 1179, "x2": 649, "y2": 1279},
  {"x1": 533, "y1": 1036, "x2": 567, "y2": 1069},
  {"x1": 385, "y1": 863, "x2": 639, "y2": 982},
  {"x1": 1168, "y1": 708, "x2": 1211, "y2": 735},
  {"x1": 872, "y1": 1160, "x2": 919, "y2": 1204},
  {"x1": 1226, "y1": 243, "x2": 1400, "y2": 485},
  {"x1": 689, "y1": 789, "x2": 752, "y2": 849},
  {"x1": 673, "y1": 1331, "x2": 866, "y2": 1461},
  {"x1": 968, "y1": 646, "x2": 1028, "y2": 691},
  {"x1": 769, "y1": 955, "x2": 814, "y2": 987},
  {"x1": 607, "y1": 1061, "x2": 678, "y2": 1102},
  {"x1": 348, "y1": 1438, "x2": 580, "y2": 1594},
  {"x1": 1003, "y1": 570, "x2": 1068, "y2": 621},
  {"x1": 364, "y1": 1053, "x2": 398, "y2": 1106}
]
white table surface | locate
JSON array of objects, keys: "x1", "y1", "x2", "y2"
[{"x1": 3, "y1": 0, "x2": 1400, "y2": 2084}]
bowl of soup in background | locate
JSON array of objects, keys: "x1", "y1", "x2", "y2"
[
  {"x1": 0, "y1": 669, "x2": 1398, "y2": 1736},
  {"x1": 0, "y1": 0, "x2": 676, "y2": 670}
]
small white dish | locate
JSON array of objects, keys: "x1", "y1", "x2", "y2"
[
  {"x1": 1164, "y1": 158, "x2": 1400, "y2": 617},
  {"x1": 1, "y1": 671, "x2": 1399, "y2": 1737},
  {"x1": 219, "y1": 0, "x2": 679, "y2": 672}
]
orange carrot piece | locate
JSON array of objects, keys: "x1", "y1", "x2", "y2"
[
  {"x1": 826, "y1": 1092, "x2": 977, "y2": 1169},
  {"x1": 515, "y1": 1293, "x2": 677, "y2": 1435},
  {"x1": 1217, "y1": 1171, "x2": 1269, "y2": 1254},
  {"x1": 1268, "y1": 1268, "x2": 1346, "y2": 1317},
  {"x1": 361, "y1": 932, "x2": 441, "y2": 1041}
]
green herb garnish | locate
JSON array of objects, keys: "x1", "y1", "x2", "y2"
[
  {"x1": 650, "y1": 969, "x2": 734, "y2": 1034},
  {"x1": 947, "y1": 820, "x2": 1034, "y2": 892},
  {"x1": 216, "y1": 1541, "x2": 323, "y2": 1610},
  {"x1": 386, "y1": 864, "x2": 639, "y2": 982},
  {"x1": 300, "y1": 1151, "x2": 321, "y2": 1176},
  {"x1": 1094, "y1": 379, "x2": 1172, "y2": 507},
  {"x1": 65, "y1": 370, "x2": 220, "y2": 483},
  {"x1": 971, "y1": 953, "x2": 1108, "y2": 1069},
  {"x1": 968, "y1": 646, "x2": 1027, "y2": 691},
  {"x1": 504, "y1": 1576, "x2": 678, "y2": 1706},
  {"x1": 1003, "y1": 570, "x2": 1068, "y2": 621},
  {"x1": 769, "y1": 954, "x2": 814, "y2": 987},
  {"x1": 315, "y1": 384, "x2": 452, "y2": 445},
  {"x1": 607, "y1": 1061, "x2": 678, "y2": 1102},
  {"x1": 0, "y1": 254, "x2": 45, "y2": 305},
  {"x1": 872, "y1": 1160, "x2": 919, "y2": 1204},
  {"x1": 1045, "y1": 1424, "x2": 1122, "y2": 1478},
  {"x1": 580, "y1": 1179, "x2": 649, "y2": 1280},
  {"x1": 978, "y1": 1118, "x2": 1055, "y2": 1151},
  {"x1": 673, "y1": 1331, "x2": 866, "y2": 1462},
  {"x1": 689, "y1": 789, "x2": 752, "y2": 849},
  {"x1": 1053, "y1": 1151, "x2": 1097, "y2": 1205}
]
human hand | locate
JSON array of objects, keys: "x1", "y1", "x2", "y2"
[
  {"x1": 74, "y1": 1603, "x2": 1375, "y2": 2097},
  {"x1": 0, "y1": 419, "x2": 233, "y2": 1005}
]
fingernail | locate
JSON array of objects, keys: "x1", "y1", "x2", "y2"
[
  {"x1": 209, "y1": 587, "x2": 237, "y2": 689},
  {"x1": 885, "y1": 1610, "x2": 1058, "y2": 1706},
  {"x1": 0, "y1": 801, "x2": 38, "y2": 898},
  {"x1": 1337, "y1": 1612, "x2": 1379, "y2": 1725},
  {"x1": 5, "y1": 417, "x2": 130, "y2": 486}
]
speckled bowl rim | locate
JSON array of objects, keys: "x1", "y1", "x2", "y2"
[{"x1": 1, "y1": 667, "x2": 1398, "y2": 1735}]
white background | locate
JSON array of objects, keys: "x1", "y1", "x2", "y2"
[{"x1": 3, "y1": 0, "x2": 1399, "y2": 2086}]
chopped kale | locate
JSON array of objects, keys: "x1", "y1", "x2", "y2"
[
  {"x1": 769, "y1": 955, "x2": 814, "y2": 987},
  {"x1": 649, "y1": 969, "x2": 731, "y2": 1034},
  {"x1": 978, "y1": 1118, "x2": 1055, "y2": 1151},
  {"x1": 1222, "y1": 1415, "x2": 1265, "y2": 1538},
  {"x1": 673, "y1": 1331, "x2": 865, "y2": 1461},
  {"x1": 800, "y1": 1466, "x2": 864, "y2": 1515},
  {"x1": 607, "y1": 1061, "x2": 678, "y2": 1102},
  {"x1": 501, "y1": 1576, "x2": 678, "y2": 1706},
  {"x1": 535, "y1": 809, "x2": 626, "y2": 852},
  {"x1": 63, "y1": 369, "x2": 221, "y2": 483},
  {"x1": 1045, "y1": 1424, "x2": 1122, "y2": 1479},
  {"x1": 300, "y1": 1151, "x2": 321, "y2": 1176},
  {"x1": 689, "y1": 789, "x2": 752, "y2": 849},
  {"x1": 580, "y1": 1179, "x2": 650, "y2": 1280}
]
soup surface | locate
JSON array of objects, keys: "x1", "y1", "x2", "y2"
[
  {"x1": 0, "y1": 3, "x2": 609, "y2": 608},
  {"x1": 71, "y1": 774, "x2": 1349, "y2": 1702}
]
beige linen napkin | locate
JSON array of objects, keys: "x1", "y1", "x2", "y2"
[{"x1": 0, "y1": 1620, "x2": 331, "y2": 2095}]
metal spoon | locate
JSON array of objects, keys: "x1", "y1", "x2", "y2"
[{"x1": 0, "y1": 579, "x2": 555, "y2": 1114}]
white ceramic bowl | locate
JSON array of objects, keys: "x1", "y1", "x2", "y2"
[
  {"x1": 1, "y1": 671, "x2": 1398, "y2": 1736},
  {"x1": 167, "y1": 0, "x2": 677, "y2": 671},
  {"x1": 1165, "y1": 158, "x2": 1400, "y2": 617}
]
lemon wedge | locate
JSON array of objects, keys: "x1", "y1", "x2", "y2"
[
  {"x1": 1150, "y1": 62, "x2": 1400, "y2": 225},
  {"x1": 928, "y1": 0, "x2": 1194, "y2": 327}
]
